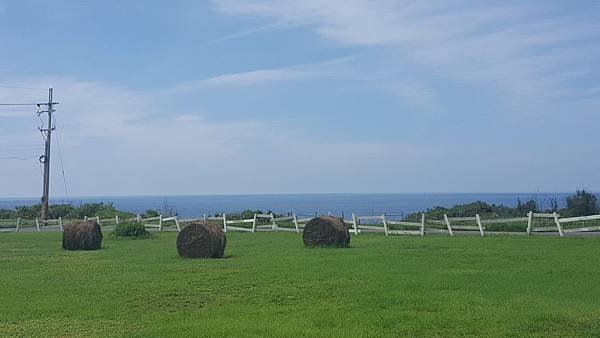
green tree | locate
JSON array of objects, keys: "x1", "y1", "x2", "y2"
[
  {"x1": 564, "y1": 190, "x2": 599, "y2": 216},
  {"x1": 143, "y1": 209, "x2": 160, "y2": 218},
  {"x1": 516, "y1": 199, "x2": 538, "y2": 213},
  {"x1": 0, "y1": 209, "x2": 17, "y2": 219}
]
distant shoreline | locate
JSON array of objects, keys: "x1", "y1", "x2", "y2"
[
  {"x1": 0, "y1": 191, "x2": 587, "y2": 200},
  {"x1": 0, "y1": 192, "x2": 585, "y2": 218}
]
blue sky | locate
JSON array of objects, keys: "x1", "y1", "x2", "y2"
[{"x1": 0, "y1": 0, "x2": 599, "y2": 197}]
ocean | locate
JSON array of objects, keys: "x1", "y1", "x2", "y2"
[{"x1": 0, "y1": 193, "x2": 573, "y2": 218}]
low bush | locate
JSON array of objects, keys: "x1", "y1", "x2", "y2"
[{"x1": 112, "y1": 222, "x2": 151, "y2": 239}]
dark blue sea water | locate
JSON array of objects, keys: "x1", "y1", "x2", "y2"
[{"x1": 0, "y1": 193, "x2": 572, "y2": 218}]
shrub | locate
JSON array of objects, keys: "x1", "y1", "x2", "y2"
[
  {"x1": 516, "y1": 198, "x2": 538, "y2": 214},
  {"x1": 142, "y1": 209, "x2": 160, "y2": 218},
  {"x1": 112, "y1": 222, "x2": 151, "y2": 239},
  {"x1": 8, "y1": 202, "x2": 135, "y2": 220},
  {"x1": 0, "y1": 209, "x2": 17, "y2": 219},
  {"x1": 564, "y1": 190, "x2": 599, "y2": 216}
]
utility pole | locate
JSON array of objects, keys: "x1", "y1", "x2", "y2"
[
  {"x1": 40, "y1": 88, "x2": 56, "y2": 223},
  {"x1": 0, "y1": 88, "x2": 58, "y2": 223}
]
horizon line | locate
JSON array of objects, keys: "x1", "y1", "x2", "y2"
[{"x1": 0, "y1": 190, "x2": 593, "y2": 200}]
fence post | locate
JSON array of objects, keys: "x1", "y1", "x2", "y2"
[
  {"x1": 136, "y1": 214, "x2": 141, "y2": 222},
  {"x1": 526, "y1": 211, "x2": 533, "y2": 235},
  {"x1": 158, "y1": 214, "x2": 163, "y2": 232},
  {"x1": 475, "y1": 214, "x2": 484, "y2": 236},
  {"x1": 16, "y1": 217, "x2": 20, "y2": 232},
  {"x1": 96, "y1": 216, "x2": 100, "y2": 226},
  {"x1": 351, "y1": 213, "x2": 359, "y2": 235},
  {"x1": 292, "y1": 213, "x2": 300, "y2": 233},
  {"x1": 35, "y1": 218, "x2": 40, "y2": 232},
  {"x1": 382, "y1": 214, "x2": 389, "y2": 236},
  {"x1": 84, "y1": 216, "x2": 87, "y2": 221},
  {"x1": 553, "y1": 212, "x2": 564, "y2": 237},
  {"x1": 203, "y1": 214, "x2": 207, "y2": 221},
  {"x1": 271, "y1": 213, "x2": 277, "y2": 230},
  {"x1": 115, "y1": 214, "x2": 119, "y2": 225},
  {"x1": 222, "y1": 213, "x2": 227, "y2": 233},
  {"x1": 444, "y1": 214, "x2": 454, "y2": 236},
  {"x1": 174, "y1": 217, "x2": 181, "y2": 232},
  {"x1": 420, "y1": 213, "x2": 425, "y2": 237},
  {"x1": 252, "y1": 213, "x2": 257, "y2": 233},
  {"x1": 59, "y1": 217, "x2": 63, "y2": 231}
]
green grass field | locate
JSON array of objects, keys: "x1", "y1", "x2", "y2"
[{"x1": 1, "y1": 232, "x2": 600, "y2": 337}]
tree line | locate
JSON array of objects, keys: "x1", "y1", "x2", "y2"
[
  {"x1": 1, "y1": 190, "x2": 597, "y2": 221},
  {"x1": 405, "y1": 190, "x2": 599, "y2": 221}
]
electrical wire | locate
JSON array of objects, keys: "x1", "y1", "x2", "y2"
[
  {"x1": 0, "y1": 155, "x2": 39, "y2": 160},
  {"x1": 0, "y1": 103, "x2": 49, "y2": 106},
  {"x1": 38, "y1": 157, "x2": 44, "y2": 176},
  {"x1": 0, "y1": 84, "x2": 47, "y2": 91},
  {"x1": 54, "y1": 126, "x2": 69, "y2": 201},
  {"x1": 37, "y1": 112, "x2": 47, "y2": 142},
  {"x1": 0, "y1": 148, "x2": 44, "y2": 152},
  {"x1": 0, "y1": 144, "x2": 42, "y2": 147}
]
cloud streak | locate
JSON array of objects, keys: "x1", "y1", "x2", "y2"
[
  {"x1": 2, "y1": 75, "x2": 598, "y2": 197},
  {"x1": 196, "y1": 21, "x2": 297, "y2": 47},
  {"x1": 170, "y1": 69, "x2": 306, "y2": 93},
  {"x1": 168, "y1": 57, "x2": 354, "y2": 94},
  {"x1": 212, "y1": 0, "x2": 600, "y2": 115}
]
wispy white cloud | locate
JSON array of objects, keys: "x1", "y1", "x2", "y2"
[
  {"x1": 380, "y1": 81, "x2": 443, "y2": 114},
  {"x1": 170, "y1": 69, "x2": 305, "y2": 93},
  {"x1": 196, "y1": 21, "x2": 297, "y2": 47},
  {"x1": 3, "y1": 76, "x2": 598, "y2": 196},
  {"x1": 168, "y1": 57, "x2": 353, "y2": 94},
  {"x1": 212, "y1": 0, "x2": 600, "y2": 115}
]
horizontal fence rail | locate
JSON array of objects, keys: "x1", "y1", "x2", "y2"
[{"x1": 2, "y1": 211, "x2": 600, "y2": 237}]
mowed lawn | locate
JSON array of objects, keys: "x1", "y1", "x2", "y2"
[{"x1": 1, "y1": 232, "x2": 600, "y2": 337}]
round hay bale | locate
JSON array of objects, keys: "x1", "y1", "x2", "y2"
[
  {"x1": 176, "y1": 221, "x2": 226, "y2": 258},
  {"x1": 302, "y1": 216, "x2": 350, "y2": 248},
  {"x1": 62, "y1": 220, "x2": 103, "y2": 250}
]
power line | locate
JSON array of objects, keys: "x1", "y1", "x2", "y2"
[
  {"x1": 38, "y1": 160, "x2": 44, "y2": 178},
  {"x1": 54, "y1": 128, "x2": 69, "y2": 201},
  {"x1": 0, "y1": 103, "x2": 56, "y2": 106},
  {"x1": 0, "y1": 144, "x2": 44, "y2": 147},
  {"x1": 0, "y1": 148, "x2": 44, "y2": 152},
  {"x1": 0, "y1": 84, "x2": 48, "y2": 91},
  {"x1": 0, "y1": 155, "x2": 39, "y2": 160}
]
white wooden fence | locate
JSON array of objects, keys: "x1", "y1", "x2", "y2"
[
  {"x1": 339, "y1": 211, "x2": 600, "y2": 237},
  {"x1": 525, "y1": 211, "x2": 600, "y2": 237},
  {"x1": 214, "y1": 213, "x2": 301, "y2": 233},
  {"x1": 526, "y1": 212, "x2": 563, "y2": 236},
  {"x1": 346, "y1": 214, "x2": 425, "y2": 236},
  {"x1": 436, "y1": 215, "x2": 521, "y2": 236},
  {"x1": 84, "y1": 214, "x2": 181, "y2": 232},
  {"x1": 3, "y1": 211, "x2": 600, "y2": 237},
  {"x1": 560, "y1": 214, "x2": 600, "y2": 233}
]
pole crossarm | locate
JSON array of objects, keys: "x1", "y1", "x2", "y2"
[{"x1": 0, "y1": 102, "x2": 59, "y2": 106}]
